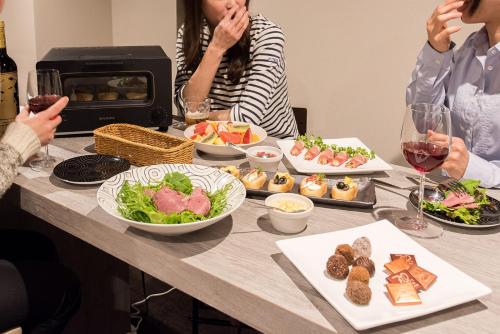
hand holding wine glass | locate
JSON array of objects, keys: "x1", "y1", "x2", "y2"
[
  {"x1": 26, "y1": 69, "x2": 64, "y2": 170},
  {"x1": 398, "y1": 103, "x2": 452, "y2": 238},
  {"x1": 427, "y1": 130, "x2": 469, "y2": 179},
  {"x1": 17, "y1": 96, "x2": 67, "y2": 145}
]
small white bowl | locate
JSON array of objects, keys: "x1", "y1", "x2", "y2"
[
  {"x1": 265, "y1": 193, "x2": 314, "y2": 234},
  {"x1": 246, "y1": 146, "x2": 283, "y2": 172}
]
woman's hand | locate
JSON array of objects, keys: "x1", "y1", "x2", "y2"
[
  {"x1": 428, "y1": 130, "x2": 469, "y2": 179},
  {"x1": 209, "y1": 6, "x2": 249, "y2": 54},
  {"x1": 427, "y1": 0, "x2": 464, "y2": 52},
  {"x1": 17, "y1": 96, "x2": 68, "y2": 145}
]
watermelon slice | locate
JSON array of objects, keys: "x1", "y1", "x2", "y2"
[
  {"x1": 242, "y1": 128, "x2": 252, "y2": 144},
  {"x1": 194, "y1": 122, "x2": 209, "y2": 135},
  {"x1": 220, "y1": 131, "x2": 241, "y2": 144}
]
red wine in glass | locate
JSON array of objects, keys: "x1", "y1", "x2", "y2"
[
  {"x1": 402, "y1": 142, "x2": 449, "y2": 173},
  {"x1": 28, "y1": 94, "x2": 61, "y2": 113}
]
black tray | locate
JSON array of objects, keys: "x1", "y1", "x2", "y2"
[{"x1": 245, "y1": 174, "x2": 376, "y2": 208}]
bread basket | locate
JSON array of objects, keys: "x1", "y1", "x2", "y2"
[{"x1": 94, "y1": 123, "x2": 194, "y2": 166}]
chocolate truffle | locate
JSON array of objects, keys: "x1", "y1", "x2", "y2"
[
  {"x1": 335, "y1": 244, "x2": 355, "y2": 265},
  {"x1": 326, "y1": 255, "x2": 349, "y2": 279},
  {"x1": 353, "y1": 256, "x2": 375, "y2": 277},
  {"x1": 347, "y1": 266, "x2": 370, "y2": 285},
  {"x1": 346, "y1": 280, "x2": 372, "y2": 305},
  {"x1": 352, "y1": 236, "x2": 372, "y2": 258}
]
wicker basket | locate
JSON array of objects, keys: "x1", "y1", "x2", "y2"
[{"x1": 94, "y1": 123, "x2": 194, "y2": 166}]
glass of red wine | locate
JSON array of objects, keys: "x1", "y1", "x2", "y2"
[
  {"x1": 398, "y1": 103, "x2": 452, "y2": 238},
  {"x1": 27, "y1": 69, "x2": 62, "y2": 170}
]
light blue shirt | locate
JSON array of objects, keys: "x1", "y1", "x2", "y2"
[{"x1": 407, "y1": 27, "x2": 500, "y2": 188}]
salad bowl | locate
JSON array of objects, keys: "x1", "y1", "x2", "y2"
[{"x1": 97, "y1": 164, "x2": 246, "y2": 235}]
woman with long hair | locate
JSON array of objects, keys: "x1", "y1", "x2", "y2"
[
  {"x1": 407, "y1": 0, "x2": 500, "y2": 188},
  {"x1": 175, "y1": 0, "x2": 298, "y2": 138}
]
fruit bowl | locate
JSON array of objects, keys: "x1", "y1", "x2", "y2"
[{"x1": 184, "y1": 121, "x2": 267, "y2": 157}]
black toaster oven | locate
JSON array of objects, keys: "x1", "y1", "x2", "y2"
[{"x1": 37, "y1": 46, "x2": 172, "y2": 135}]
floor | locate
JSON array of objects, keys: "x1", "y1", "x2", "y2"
[{"x1": 129, "y1": 267, "x2": 261, "y2": 334}]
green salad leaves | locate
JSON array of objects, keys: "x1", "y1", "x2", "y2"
[
  {"x1": 422, "y1": 179, "x2": 490, "y2": 225},
  {"x1": 117, "y1": 172, "x2": 231, "y2": 225}
]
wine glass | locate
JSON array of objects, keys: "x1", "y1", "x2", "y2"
[
  {"x1": 27, "y1": 69, "x2": 63, "y2": 170},
  {"x1": 397, "y1": 103, "x2": 452, "y2": 238}
]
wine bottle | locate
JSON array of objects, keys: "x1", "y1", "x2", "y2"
[{"x1": 0, "y1": 20, "x2": 19, "y2": 137}]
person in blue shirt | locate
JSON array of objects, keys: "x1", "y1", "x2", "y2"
[{"x1": 407, "y1": 0, "x2": 500, "y2": 188}]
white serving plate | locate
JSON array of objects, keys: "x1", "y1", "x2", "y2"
[
  {"x1": 184, "y1": 121, "x2": 267, "y2": 157},
  {"x1": 97, "y1": 164, "x2": 246, "y2": 235},
  {"x1": 277, "y1": 137, "x2": 393, "y2": 175},
  {"x1": 276, "y1": 220, "x2": 491, "y2": 331}
]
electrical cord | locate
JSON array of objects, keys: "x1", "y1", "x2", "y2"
[{"x1": 128, "y1": 287, "x2": 176, "y2": 333}]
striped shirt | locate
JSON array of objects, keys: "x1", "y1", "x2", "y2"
[{"x1": 174, "y1": 14, "x2": 298, "y2": 139}]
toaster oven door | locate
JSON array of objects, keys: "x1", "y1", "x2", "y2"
[
  {"x1": 56, "y1": 71, "x2": 170, "y2": 134},
  {"x1": 62, "y1": 72, "x2": 153, "y2": 107}
]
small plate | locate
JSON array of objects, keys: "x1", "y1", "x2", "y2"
[
  {"x1": 53, "y1": 155, "x2": 130, "y2": 185},
  {"x1": 409, "y1": 186, "x2": 500, "y2": 229}
]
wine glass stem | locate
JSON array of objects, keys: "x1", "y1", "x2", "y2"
[
  {"x1": 417, "y1": 172, "x2": 427, "y2": 227},
  {"x1": 44, "y1": 145, "x2": 49, "y2": 162}
]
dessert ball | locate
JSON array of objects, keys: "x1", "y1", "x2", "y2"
[
  {"x1": 346, "y1": 280, "x2": 372, "y2": 305},
  {"x1": 335, "y1": 244, "x2": 355, "y2": 265},
  {"x1": 352, "y1": 236, "x2": 372, "y2": 258},
  {"x1": 353, "y1": 256, "x2": 375, "y2": 277},
  {"x1": 326, "y1": 255, "x2": 349, "y2": 279},
  {"x1": 347, "y1": 266, "x2": 370, "y2": 285}
]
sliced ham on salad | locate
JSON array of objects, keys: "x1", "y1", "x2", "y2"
[{"x1": 152, "y1": 186, "x2": 211, "y2": 216}]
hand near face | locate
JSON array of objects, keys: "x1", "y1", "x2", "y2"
[
  {"x1": 210, "y1": 5, "x2": 249, "y2": 54},
  {"x1": 17, "y1": 96, "x2": 68, "y2": 145},
  {"x1": 427, "y1": 0, "x2": 464, "y2": 52},
  {"x1": 427, "y1": 130, "x2": 469, "y2": 179}
]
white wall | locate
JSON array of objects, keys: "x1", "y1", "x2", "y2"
[
  {"x1": 111, "y1": 0, "x2": 177, "y2": 112},
  {"x1": 251, "y1": 0, "x2": 480, "y2": 163},
  {"x1": 0, "y1": 0, "x2": 38, "y2": 105},
  {"x1": 111, "y1": 0, "x2": 177, "y2": 58},
  {"x1": 33, "y1": 0, "x2": 113, "y2": 59}
]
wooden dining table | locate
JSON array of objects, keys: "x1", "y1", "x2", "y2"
[{"x1": 7, "y1": 127, "x2": 500, "y2": 334}]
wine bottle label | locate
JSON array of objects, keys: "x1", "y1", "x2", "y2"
[
  {"x1": 0, "y1": 71, "x2": 18, "y2": 137},
  {"x1": 0, "y1": 21, "x2": 5, "y2": 49}
]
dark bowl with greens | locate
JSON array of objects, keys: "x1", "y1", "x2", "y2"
[{"x1": 409, "y1": 179, "x2": 500, "y2": 228}]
